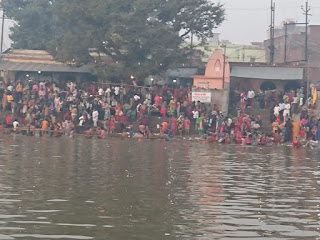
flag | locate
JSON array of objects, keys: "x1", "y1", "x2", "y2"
[{"x1": 312, "y1": 88, "x2": 317, "y2": 105}]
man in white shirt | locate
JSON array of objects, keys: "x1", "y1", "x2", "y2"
[
  {"x1": 114, "y1": 86, "x2": 120, "y2": 95},
  {"x1": 283, "y1": 103, "x2": 291, "y2": 119},
  {"x1": 247, "y1": 89, "x2": 255, "y2": 108},
  {"x1": 279, "y1": 102, "x2": 285, "y2": 121},
  {"x1": 192, "y1": 110, "x2": 199, "y2": 120},
  {"x1": 13, "y1": 119, "x2": 19, "y2": 132},
  {"x1": 274, "y1": 105, "x2": 280, "y2": 116},
  {"x1": 98, "y1": 88, "x2": 104, "y2": 96},
  {"x1": 134, "y1": 94, "x2": 140, "y2": 101},
  {"x1": 92, "y1": 109, "x2": 99, "y2": 127},
  {"x1": 7, "y1": 84, "x2": 13, "y2": 92}
]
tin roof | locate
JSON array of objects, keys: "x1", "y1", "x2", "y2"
[
  {"x1": 0, "y1": 49, "x2": 92, "y2": 73},
  {"x1": 231, "y1": 66, "x2": 304, "y2": 80},
  {"x1": 0, "y1": 61, "x2": 91, "y2": 73}
]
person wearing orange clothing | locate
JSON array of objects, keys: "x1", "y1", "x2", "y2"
[
  {"x1": 41, "y1": 119, "x2": 49, "y2": 135},
  {"x1": 16, "y1": 82, "x2": 23, "y2": 98},
  {"x1": 160, "y1": 122, "x2": 168, "y2": 135},
  {"x1": 2, "y1": 91, "x2": 7, "y2": 110},
  {"x1": 292, "y1": 120, "x2": 300, "y2": 142},
  {"x1": 272, "y1": 120, "x2": 279, "y2": 134}
]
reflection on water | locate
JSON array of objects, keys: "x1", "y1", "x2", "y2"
[{"x1": 0, "y1": 135, "x2": 319, "y2": 239}]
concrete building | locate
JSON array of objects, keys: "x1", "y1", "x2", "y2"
[
  {"x1": 265, "y1": 22, "x2": 320, "y2": 86},
  {"x1": 197, "y1": 35, "x2": 267, "y2": 64}
]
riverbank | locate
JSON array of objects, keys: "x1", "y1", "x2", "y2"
[{"x1": 1, "y1": 126, "x2": 318, "y2": 149}]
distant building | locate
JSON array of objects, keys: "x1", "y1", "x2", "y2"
[
  {"x1": 265, "y1": 22, "x2": 320, "y2": 85},
  {"x1": 0, "y1": 49, "x2": 94, "y2": 83},
  {"x1": 197, "y1": 35, "x2": 267, "y2": 64}
]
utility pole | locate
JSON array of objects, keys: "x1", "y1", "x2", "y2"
[
  {"x1": 0, "y1": 5, "x2": 4, "y2": 55},
  {"x1": 190, "y1": 31, "x2": 194, "y2": 50},
  {"x1": 270, "y1": 0, "x2": 275, "y2": 64},
  {"x1": 284, "y1": 23, "x2": 288, "y2": 63},
  {"x1": 302, "y1": 1, "x2": 311, "y2": 63},
  {"x1": 222, "y1": 44, "x2": 227, "y2": 90},
  {"x1": 302, "y1": 1, "x2": 311, "y2": 97}
]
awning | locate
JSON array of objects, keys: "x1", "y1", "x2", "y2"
[
  {"x1": 0, "y1": 61, "x2": 92, "y2": 73},
  {"x1": 231, "y1": 66, "x2": 304, "y2": 80}
]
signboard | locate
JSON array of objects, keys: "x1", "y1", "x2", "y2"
[
  {"x1": 192, "y1": 92, "x2": 212, "y2": 103},
  {"x1": 198, "y1": 82, "x2": 209, "y2": 89}
]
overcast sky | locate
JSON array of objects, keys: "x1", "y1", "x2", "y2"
[
  {"x1": 215, "y1": 0, "x2": 320, "y2": 44},
  {"x1": 2, "y1": 1, "x2": 320, "y2": 50}
]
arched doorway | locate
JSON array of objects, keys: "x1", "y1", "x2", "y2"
[
  {"x1": 260, "y1": 81, "x2": 276, "y2": 91},
  {"x1": 284, "y1": 81, "x2": 300, "y2": 92}
]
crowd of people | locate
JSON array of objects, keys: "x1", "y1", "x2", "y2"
[
  {"x1": 232, "y1": 86, "x2": 320, "y2": 147},
  {"x1": 0, "y1": 78, "x2": 319, "y2": 147},
  {"x1": 0, "y1": 78, "x2": 221, "y2": 139}
]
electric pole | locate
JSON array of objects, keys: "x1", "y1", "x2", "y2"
[
  {"x1": 269, "y1": 0, "x2": 275, "y2": 64},
  {"x1": 0, "y1": 2, "x2": 4, "y2": 55},
  {"x1": 302, "y1": 1, "x2": 311, "y2": 63},
  {"x1": 222, "y1": 44, "x2": 227, "y2": 90},
  {"x1": 302, "y1": 1, "x2": 311, "y2": 97},
  {"x1": 284, "y1": 23, "x2": 288, "y2": 63}
]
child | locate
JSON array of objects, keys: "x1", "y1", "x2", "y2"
[
  {"x1": 246, "y1": 134, "x2": 252, "y2": 145},
  {"x1": 184, "y1": 117, "x2": 190, "y2": 135},
  {"x1": 178, "y1": 119, "x2": 183, "y2": 136},
  {"x1": 104, "y1": 119, "x2": 110, "y2": 135},
  {"x1": 210, "y1": 132, "x2": 217, "y2": 142},
  {"x1": 292, "y1": 136, "x2": 300, "y2": 148},
  {"x1": 236, "y1": 131, "x2": 243, "y2": 145},
  {"x1": 110, "y1": 116, "x2": 116, "y2": 134},
  {"x1": 300, "y1": 127, "x2": 306, "y2": 141}
]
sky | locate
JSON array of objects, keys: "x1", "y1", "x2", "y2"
[
  {"x1": 215, "y1": 0, "x2": 320, "y2": 44},
  {"x1": 1, "y1": 1, "x2": 320, "y2": 50}
]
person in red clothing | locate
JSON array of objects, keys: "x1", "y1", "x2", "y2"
[
  {"x1": 171, "y1": 117, "x2": 177, "y2": 136},
  {"x1": 246, "y1": 134, "x2": 252, "y2": 145},
  {"x1": 184, "y1": 117, "x2": 190, "y2": 135},
  {"x1": 236, "y1": 131, "x2": 243, "y2": 144},
  {"x1": 110, "y1": 116, "x2": 116, "y2": 133},
  {"x1": 120, "y1": 114, "x2": 127, "y2": 132},
  {"x1": 5, "y1": 115, "x2": 12, "y2": 128},
  {"x1": 292, "y1": 137, "x2": 300, "y2": 148},
  {"x1": 154, "y1": 94, "x2": 161, "y2": 108},
  {"x1": 65, "y1": 112, "x2": 71, "y2": 121}
]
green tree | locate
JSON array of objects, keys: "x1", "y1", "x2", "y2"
[
  {"x1": 3, "y1": 0, "x2": 56, "y2": 50},
  {"x1": 4, "y1": 0, "x2": 225, "y2": 82}
]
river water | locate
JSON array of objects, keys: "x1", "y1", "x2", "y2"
[{"x1": 0, "y1": 135, "x2": 319, "y2": 240}]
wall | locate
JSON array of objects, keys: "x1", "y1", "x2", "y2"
[
  {"x1": 265, "y1": 26, "x2": 320, "y2": 68},
  {"x1": 198, "y1": 44, "x2": 267, "y2": 63},
  {"x1": 210, "y1": 86, "x2": 230, "y2": 114},
  {"x1": 230, "y1": 77, "x2": 304, "y2": 92},
  {"x1": 310, "y1": 68, "x2": 320, "y2": 84}
]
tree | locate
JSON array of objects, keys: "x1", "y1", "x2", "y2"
[
  {"x1": 4, "y1": 0, "x2": 225, "y2": 82},
  {"x1": 3, "y1": 0, "x2": 56, "y2": 50}
]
